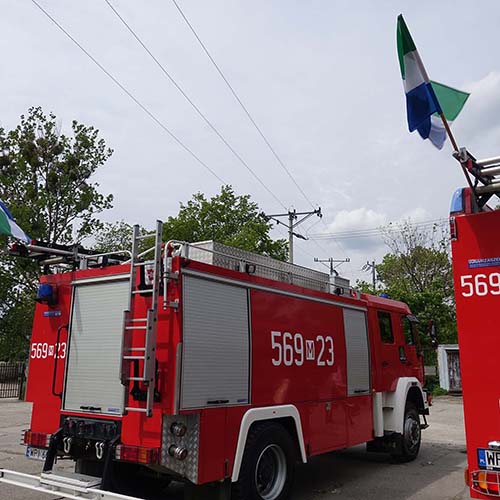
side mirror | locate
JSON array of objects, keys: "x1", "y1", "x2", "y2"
[{"x1": 429, "y1": 320, "x2": 438, "y2": 349}]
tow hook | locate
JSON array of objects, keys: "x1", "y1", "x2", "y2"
[
  {"x1": 95, "y1": 441, "x2": 105, "y2": 460},
  {"x1": 63, "y1": 437, "x2": 72, "y2": 454}
]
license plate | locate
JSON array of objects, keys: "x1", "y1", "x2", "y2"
[
  {"x1": 26, "y1": 446, "x2": 47, "y2": 461},
  {"x1": 478, "y1": 448, "x2": 500, "y2": 470}
]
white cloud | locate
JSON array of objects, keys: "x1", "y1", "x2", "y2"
[
  {"x1": 456, "y1": 71, "x2": 500, "y2": 155},
  {"x1": 325, "y1": 208, "x2": 387, "y2": 234}
]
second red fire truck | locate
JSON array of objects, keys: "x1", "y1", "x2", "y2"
[
  {"x1": 449, "y1": 149, "x2": 500, "y2": 499},
  {"x1": 0, "y1": 224, "x2": 429, "y2": 499}
]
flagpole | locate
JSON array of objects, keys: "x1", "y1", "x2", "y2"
[
  {"x1": 438, "y1": 113, "x2": 459, "y2": 152},
  {"x1": 437, "y1": 113, "x2": 475, "y2": 191},
  {"x1": 413, "y1": 48, "x2": 475, "y2": 190}
]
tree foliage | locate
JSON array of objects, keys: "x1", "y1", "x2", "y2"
[
  {"x1": 0, "y1": 107, "x2": 114, "y2": 360},
  {"x1": 163, "y1": 186, "x2": 288, "y2": 260},
  {"x1": 94, "y1": 220, "x2": 137, "y2": 253},
  {"x1": 94, "y1": 186, "x2": 288, "y2": 261},
  {"x1": 374, "y1": 221, "x2": 456, "y2": 349},
  {"x1": 0, "y1": 106, "x2": 113, "y2": 244}
]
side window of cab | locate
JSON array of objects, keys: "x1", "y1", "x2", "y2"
[
  {"x1": 402, "y1": 316, "x2": 415, "y2": 345},
  {"x1": 377, "y1": 311, "x2": 394, "y2": 344}
]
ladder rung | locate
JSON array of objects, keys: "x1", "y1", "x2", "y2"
[
  {"x1": 123, "y1": 356, "x2": 145, "y2": 360},
  {"x1": 126, "y1": 377, "x2": 145, "y2": 381},
  {"x1": 132, "y1": 289, "x2": 153, "y2": 294},
  {"x1": 125, "y1": 325, "x2": 147, "y2": 330},
  {"x1": 125, "y1": 347, "x2": 146, "y2": 352},
  {"x1": 135, "y1": 234, "x2": 154, "y2": 241},
  {"x1": 125, "y1": 407, "x2": 149, "y2": 413},
  {"x1": 127, "y1": 318, "x2": 147, "y2": 323}
]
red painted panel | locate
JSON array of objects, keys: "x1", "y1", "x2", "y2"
[
  {"x1": 250, "y1": 289, "x2": 347, "y2": 406},
  {"x1": 345, "y1": 395, "x2": 373, "y2": 446},
  {"x1": 26, "y1": 276, "x2": 73, "y2": 433},
  {"x1": 451, "y1": 210, "x2": 500, "y2": 499},
  {"x1": 197, "y1": 408, "x2": 231, "y2": 484},
  {"x1": 306, "y1": 400, "x2": 347, "y2": 454}
]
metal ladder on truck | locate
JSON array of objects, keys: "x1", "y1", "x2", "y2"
[
  {"x1": 120, "y1": 220, "x2": 163, "y2": 417},
  {"x1": 455, "y1": 149, "x2": 500, "y2": 208}
]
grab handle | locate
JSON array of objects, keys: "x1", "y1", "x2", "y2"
[{"x1": 52, "y1": 324, "x2": 68, "y2": 399}]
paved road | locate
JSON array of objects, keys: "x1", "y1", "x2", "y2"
[{"x1": 0, "y1": 396, "x2": 468, "y2": 500}]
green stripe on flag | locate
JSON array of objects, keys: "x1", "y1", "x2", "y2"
[
  {"x1": 431, "y1": 81, "x2": 470, "y2": 121},
  {"x1": 0, "y1": 210, "x2": 12, "y2": 238},
  {"x1": 397, "y1": 14, "x2": 416, "y2": 79}
]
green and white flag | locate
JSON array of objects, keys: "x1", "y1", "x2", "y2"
[
  {"x1": 0, "y1": 199, "x2": 30, "y2": 243},
  {"x1": 397, "y1": 15, "x2": 470, "y2": 149}
]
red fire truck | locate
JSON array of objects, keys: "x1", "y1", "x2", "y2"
[
  {"x1": 0, "y1": 223, "x2": 429, "y2": 500},
  {"x1": 449, "y1": 150, "x2": 500, "y2": 498}
]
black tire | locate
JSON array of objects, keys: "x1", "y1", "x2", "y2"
[
  {"x1": 392, "y1": 402, "x2": 421, "y2": 462},
  {"x1": 233, "y1": 422, "x2": 296, "y2": 500}
]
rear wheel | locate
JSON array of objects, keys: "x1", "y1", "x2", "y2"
[
  {"x1": 392, "y1": 402, "x2": 421, "y2": 462},
  {"x1": 233, "y1": 422, "x2": 296, "y2": 500}
]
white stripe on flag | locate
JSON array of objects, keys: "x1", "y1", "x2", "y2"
[
  {"x1": 9, "y1": 219, "x2": 30, "y2": 243},
  {"x1": 403, "y1": 50, "x2": 426, "y2": 92},
  {"x1": 428, "y1": 115, "x2": 447, "y2": 150}
]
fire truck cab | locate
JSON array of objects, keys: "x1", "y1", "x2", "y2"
[{"x1": 0, "y1": 227, "x2": 429, "y2": 500}]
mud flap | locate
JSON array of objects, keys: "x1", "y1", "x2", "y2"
[{"x1": 43, "y1": 427, "x2": 62, "y2": 472}]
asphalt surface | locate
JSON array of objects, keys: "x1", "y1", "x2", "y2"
[{"x1": 0, "y1": 396, "x2": 469, "y2": 500}]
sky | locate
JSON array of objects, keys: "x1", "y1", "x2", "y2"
[{"x1": 1, "y1": 1, "x2": 500, "y2": 283}]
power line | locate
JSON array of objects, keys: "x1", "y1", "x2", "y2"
[
  {"x1": 29, "y1": 0, "x2": 226, "y2": 185},
  {"x1": 103, "y1": 0, "x2": 287, "y2": 211},
  {"x1": 309, "y1": 218, "x2": 447, "y2": 240},
  {"x1": 170, "y1": 0, "x2": 316, "y2": 209}
]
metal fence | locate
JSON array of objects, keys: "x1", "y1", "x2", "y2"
[{"x1": 0, "y1": 362, "x2": 26, "y2": 399}]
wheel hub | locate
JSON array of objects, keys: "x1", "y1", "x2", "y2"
[
  {"x1": 254, "y1": 444, "x2": 287, "y2": 500},
  {"x1": 404, "y1": 414, "x2": 421, "y2": 453}
]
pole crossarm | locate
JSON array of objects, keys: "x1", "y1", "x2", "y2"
[
  {"x1": 314, "y1": 257, "x2": 350, "y2": 276},
  {"x1": 263, "y1": 208, "x2": 322, "y2": 264}
]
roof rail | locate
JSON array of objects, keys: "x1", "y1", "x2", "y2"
[{"x1": 8, "y1": 240, "x2": 130, "y2": 270}]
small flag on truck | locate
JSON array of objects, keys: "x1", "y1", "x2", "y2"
[
  {"x1": 0, "y1": 199, "x2": 30, "y2": 243},
  {"x1": 396, "y1": 14, "x2": 469, "y2": 149}
]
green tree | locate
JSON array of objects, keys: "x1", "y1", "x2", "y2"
[
  {"x1": 376, "y1": 221, "x2": 456, "y2": 350},
  {"x1": 94, "y1": 220, "x2": 136, "y2": 253},
  {"x1": 0, "y1": 107, "x2": 114, "y2": 360},
  {"x1": 163, "y1": 186, "x2": 288, "y2": 260},
  {"x1": 0, "y1": 106, "x2": 113, "y2": 243},
  {"x1": 94, "y1": 186, "x2": 288, "y2": 261}
]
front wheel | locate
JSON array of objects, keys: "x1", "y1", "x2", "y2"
[
  {"x1": 233, "y1": 422, "x2": 296, "y2": 500},
  {"x1": 392, "y1": 402, "x2": 421, "y2": 462}
]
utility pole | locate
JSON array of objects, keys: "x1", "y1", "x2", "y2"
[
  {"x1": 314, "y1": 257, "x2": 350, "y2": 276},
  {"x1": 264, "y1": 208, "x2": 322, "y2": 264},
  {"x1": 362, "y1": 260, "x2": 377, "y2": 293}
]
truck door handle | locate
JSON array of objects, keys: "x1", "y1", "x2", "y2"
[
  {"x1": 382, "y1": 361, "x2": 389, "y2": 367},
  {"x1": 52, "y1": 324, "x2": 68, "y2": 399}
]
